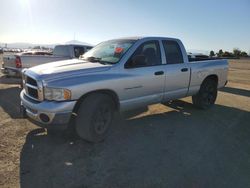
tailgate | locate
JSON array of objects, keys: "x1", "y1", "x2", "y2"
[
  {"x1": 20, "y1": 55, "x2": 69, "y2": 68},
  {"x1": 3, "y1": 54, "x2": 17, "y2": 68}
]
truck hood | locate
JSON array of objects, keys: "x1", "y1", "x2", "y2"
[{"x1": 27, "y1": 59, "x2": 112, "y2": 81}]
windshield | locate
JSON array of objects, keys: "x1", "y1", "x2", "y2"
[{"x1": 81, "y1": 39, "x2": 136, "y2": 64}]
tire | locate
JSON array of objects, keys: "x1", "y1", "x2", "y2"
[
  {"x1": 75, "y1": 93, "x2": 115, "y2": 143},
  {"x1": 192, "y1": 78, "x2": 218, "y2": 109}
]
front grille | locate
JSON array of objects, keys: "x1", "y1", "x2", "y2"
[
  {"x1": 26, "y1": 76, "x2": 37, "y2": 86},
  {"x1": 23, "y1": 74, "x2": 43, "y2": 101},
  {"x1": 27, "y1": 87, "x2": 38, "y2": 98}
]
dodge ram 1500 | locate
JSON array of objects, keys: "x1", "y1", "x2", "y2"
[{"x1": 20, "y1": 37, "x2": 228, "y2": 142}]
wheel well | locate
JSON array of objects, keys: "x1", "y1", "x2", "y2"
[
  {"x1": 72, "y1": 89, "x2": 120, "y2": 114},
  {"x1": 203, "y1": 75, "x2": 218, "y2": 86}
]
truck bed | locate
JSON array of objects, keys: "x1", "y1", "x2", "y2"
[
  {"x1": 187, "y1": 59, "x2": 228, "y2": 96},
  {"x1": 188, "y1": 57, "x2": 220, "y2": 62}
]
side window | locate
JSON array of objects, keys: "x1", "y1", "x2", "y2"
[
  {"x1": 86, "y1": 46, "x2": 92, "y2": 51},
  {"x1": 163, "y1": 41, "x2": 184, "y2": 64},
  {"x1": 125, "y1": 41, "x2": 162, "y2": 68},
  {"x1": 74, "y1": 47, "x2": 85, "y2": 58}
]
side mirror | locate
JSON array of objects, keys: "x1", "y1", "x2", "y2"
[{"x1": 125, "y1": 55, "x2": 146, "y2": 68}]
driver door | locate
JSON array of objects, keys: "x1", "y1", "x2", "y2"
[{"x1": 119, "y1": 40, "x2": 166, "y2": 111}]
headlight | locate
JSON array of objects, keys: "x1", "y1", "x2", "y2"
[{"x1": 44, "y1": 87, "x2": 71, "y2": 101}]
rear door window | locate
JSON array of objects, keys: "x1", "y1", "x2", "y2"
[
  {"x1": 163, "y1": 41, "x2": 184, "y2": 64},
  {"x1": 74, "y1": 47, "x2": 85, "y2": 58}
]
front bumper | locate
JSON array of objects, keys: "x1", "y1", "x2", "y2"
[{"x1": 20, "y1": 90, "x2": 77, "y2": 130}]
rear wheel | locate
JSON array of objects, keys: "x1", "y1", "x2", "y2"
[
  {"x1": 75, "y1": 93, "x2": 115, "y2": 143},
  {"x1": 192, "y1": 78, "x2": 218, "y2": 109}
]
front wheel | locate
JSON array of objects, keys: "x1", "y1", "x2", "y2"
[
  {"x1": 192, "y1": 79, "x2": 218, "y2": 109},
  {"x1": 75, "y1": 93, "x2": 115, "y2": 143}
]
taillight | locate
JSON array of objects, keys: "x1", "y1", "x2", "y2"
[{"x1": 15, "y1": 56, "x2": 22, "y2": 68}]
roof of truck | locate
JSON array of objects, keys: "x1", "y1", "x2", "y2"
[
  {"x1": 107, "y1": 36, "x2": 179, "y2": 41},
  {"x1": 57, "y1": 44, "x2": 93, "y2": 47}
]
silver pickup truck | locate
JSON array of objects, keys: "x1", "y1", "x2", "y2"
[
  {"x1": 20, "y1": 37, "x2": 228, "y2": 142},
  {"x1": 1, "y1": 44, "x2": 92, "y2": 77}
]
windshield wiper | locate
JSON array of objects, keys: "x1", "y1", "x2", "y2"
[
  {"x1": 83, "y1": 56, "x2": 112, "y2": 65},
  {"x1": 85, "y1": 56, "x2": 102, "y2": 62}
]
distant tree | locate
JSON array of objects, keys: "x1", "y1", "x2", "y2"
[
  {"x1": 233, "y1": 48, "x2": 241, "y2": 58},
  {"x1": 217, "y1": 49, "x2": 223, "y2": 57},
  {"x1": 240, "y1": 51, "x2": 248, "y2": 57},
  {"x1": 222, "y1": 51, "x2": 234, "y2": 57},
  {"x1": 209, "y1": 50, "x2": 215, "y2": 57}
]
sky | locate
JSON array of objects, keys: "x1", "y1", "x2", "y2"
[{"x1": 0, "y1": 0, "x2": 250, "y2": 53}]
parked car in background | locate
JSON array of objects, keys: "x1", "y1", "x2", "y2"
[
  {"x1": 1, "y1": 44, "x2": 92, "y2": 77},
  {"x1": 20, "y1": 37, "x2": 228, "y2": 142}
]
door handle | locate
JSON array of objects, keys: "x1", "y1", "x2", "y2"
[
  {"x1": 181, "y1": 68, "x2": 188, "y2": 72},
  {"x1": 154, "y1": 71, "x2": 164, "y2": 76}
]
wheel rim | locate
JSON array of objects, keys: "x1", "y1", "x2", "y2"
[
  {"x1": 202, "y1": 84, "x2": 216, "y2": 105},
  {"x1": 93, "y1": 104, "x2": 112, "y2": 135}
]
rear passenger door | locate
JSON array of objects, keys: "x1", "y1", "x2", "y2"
[{"x1": 162, "y1": 40, "x2": 190, "y2": 101}]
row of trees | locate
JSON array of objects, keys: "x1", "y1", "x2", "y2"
[{"x1": 209, "y1": 48, "x2": 249, "y2": 58}]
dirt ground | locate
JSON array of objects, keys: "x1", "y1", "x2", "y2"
[{"x1": 0, "y1": 57, "x2": 250, "y2": 188}]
